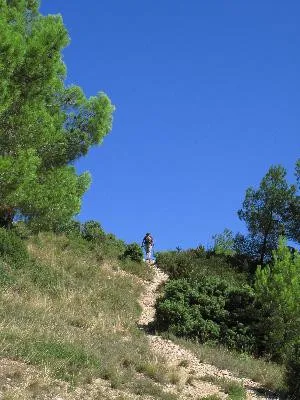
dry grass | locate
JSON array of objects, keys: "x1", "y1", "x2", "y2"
[
  {"x1": 166, "y1": 335, "x2": 284, "y2": 393},
  {"x1": 199, "y1": 375, "x2": 246, "y2": 399},
  {"x1": 0, "y1": 232, "x2": 171, "y2": 399}
]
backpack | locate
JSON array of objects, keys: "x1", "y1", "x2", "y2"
[{"x1": 144, "y1": 235, "x2": 153, "y2": 245}]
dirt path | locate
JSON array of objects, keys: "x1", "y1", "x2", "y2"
[{"x1": 139, "y1": 263, "x2": 276, "y2": 400}]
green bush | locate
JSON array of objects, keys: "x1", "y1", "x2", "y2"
[
  {"x1": 94, "y1": 233, "x2": 126, "y2": 260},
  {"x1": 155, "y1": 276, "x2": 258, "y2": 353},
  {"x1": 222, "y1": 286, "x2": 258, "y2": 353},
  {"x1": 81, "y1": 220, "x2": 105, "y2": 242},
  {"x1": 55, "y1": 220, "x2": 81, "y2": 237},
  {"x1": 122, "y1": 243, "x2": 143, "y2": 263},
  {"x1": 12, "y1": 221, "x2": 32, "y2": 239},
  {"x1": 0, "y1": 227, "x2": 29, "y2": 268},
  {"x1": 213, "y1": 228, "x2": 236, "y2": 256},
  {"x1": 155, "y1": 249, "x2": 247, "y2": 286},
  {"x1": 284, "y1": 340, "x2": 300, "y2": 399}
]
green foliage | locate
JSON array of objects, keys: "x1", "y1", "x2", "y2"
[
  {"x1": 11, "y1": 220, "x2": 32, "y2": 239},
  {"x1": 0, "y1": 227, "x2": 29, "y2": 268},
  {"x1": 7, "y1": 335, "x2": 101, "y2": 382},
  {"x1": 285, "y1": 340, "x2": 300, "y2": 399},
  {"x1": 285, "y1": 160, "x2": 300, "y2": 243},
  {"x1": 201, "y1": 376, "x2": 246, "y2": 400},
  {"x1": 81, "y1": 220, "x2": 105, "y2": 242},
  {"x1": 122, "y1": 243, "x2": 143, "y2": 263},
  {"x1": 156, "y1": 249, "x2": 247, "y2": 285},
  {"x1": 94, "y1": 233, "x2": 126, "y2": 261},
  {"x1": 213, "y1": 228, "x2": 236, "y2": 256},
  {"x1": 254, "y1": 238, "x2": 300, "y2": 360},
  {"x1": 296, "y1": 159, "x2": 300, "y2": 187},
  {"x1": 155, "y1": 277, "x2": 257, "y2": 352},
  {"x1": 238, "y1": 165, "x2": 298, "y2": 264},
  {"x1": 54, "y1": 219, "x2": 81, "y2": 237},
  {"x1": 155, "y1": 278, "x2": 224, "y2": 341},
  {"x1": 0, "y1": 1, "x2": 114, "y2": 229},
  {"x1": 222, "y1": 380, "x2": 246, "y2": 400}
]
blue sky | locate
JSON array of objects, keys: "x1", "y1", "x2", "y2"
[{"x1": 41, "y1": 1, "x2": 300, "y2": 250}]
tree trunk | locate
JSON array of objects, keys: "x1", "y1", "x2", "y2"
[{"x1": 259, "y1": 234, "x2": 268, "y2": 266}]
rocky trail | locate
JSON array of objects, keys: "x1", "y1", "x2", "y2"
[{"x1": 139, "y1": 262, "x2": 278, "y2": 400}]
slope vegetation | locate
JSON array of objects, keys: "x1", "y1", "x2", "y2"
[{"x1": 0, "y1": 230, "x2": 283, "y2": 399}]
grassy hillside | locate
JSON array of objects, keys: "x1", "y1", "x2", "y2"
[
  {"x1": 0, "y1": 230, "x2": 178, "y2": 400},
  {"x1": 0, "y1": 228, "x2": 295, "y2": 399}
]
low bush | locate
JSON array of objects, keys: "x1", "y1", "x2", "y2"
[
  {"x1": 94, "y1": 233, "x2": 126, "y2": 260},
  {"x1": 155, "y1": 277, "x2": 258, "y2": 353},
  {"x1": 0, "y1": 227, "x2": 30, "y2": 269},
  {"x1": 81, "y1": 220, "x2": 105, "y2": 241},
  {"x1": 54, "y1": 219, "x2": 81, "y2": 237},
  {"x1": 122, "y1": 243, "x2": 143, "y2": 263},
  {"x1": 12, "y1": 221, "x2": 32, "y2": 239},
  {"x1": 155, "y1": 249, "x2": 248, "y2": 286}
]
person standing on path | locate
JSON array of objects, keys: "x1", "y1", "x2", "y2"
[{"x1": 142, "y1": 233, "x2": 154, "y2": 262}]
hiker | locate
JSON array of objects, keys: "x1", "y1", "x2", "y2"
[{"x1": 142, "y1": 233, "x2": 154, "y2": 262}]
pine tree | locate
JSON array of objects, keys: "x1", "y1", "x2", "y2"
[
  {"x1": 238, "y1": 165, "x2": 297, "y2": 264},
  {"x1": 0, "y1": 0, "x2": 114, "y2": 229},
  {"x1": 255, "y1": 238, "x2": 300, "y2": 359}
]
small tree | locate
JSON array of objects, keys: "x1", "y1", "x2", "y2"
[
  {"x1": 285, "y1": 160, "x2": 300, "y2": 243},
  {"x1": 296, "y1": 159, "x2": 300, "y2": 186},
  {"x1": 212, "y1": 228, "x2": 236, "y2": 256},
  {"x1": 81, "y1": 220, "x2": 105, "y2": 242},
  {"x1": 254, "y1": 238, "x2": 300, "y2": 360},
  {"x1": 238, "y1": 165, "x2": 297, "y2": 264}
]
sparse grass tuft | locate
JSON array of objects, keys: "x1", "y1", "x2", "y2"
[
  {"x1": 200, "y1": 375, "x2": 246, "y2": 399},
  {"x1": 178, "y1": 359, "x2": 189, "y2": 367},
  {"x1": 199, "y1": 395, "x2": 223, "y2": 400},
  {"x1": 132, "y1": 377, "x2": 177, "y2": 399}
]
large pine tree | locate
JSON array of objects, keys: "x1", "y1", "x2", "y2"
[{"x1": 0, "y1": 0, "x2": 114, "y2": 229}]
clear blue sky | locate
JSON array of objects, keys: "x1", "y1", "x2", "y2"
[{"x1": 41, "y1": 1, "x2": 300, "y2": 250}]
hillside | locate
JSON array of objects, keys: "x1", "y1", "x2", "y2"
[{"x1": 0, "y1": 229, "x2": 285, "y2": 400}]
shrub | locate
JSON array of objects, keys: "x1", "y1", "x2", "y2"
[
  {"x1": 222, "y1": 286, "x2": 258, "y2": 353},
  {"x1": 0, "y1": 227, "x2": 29, "y2": 268},
  {"x1": 94, "y1": 233, "x2": 126, "y2": 260},
  {"x1": 54, "y1": 220, "x2": 81, "y2": 237},
  {"x1": 12, "y1": 221, "x2": 32, "y2": 239},
  {"x1": 156, "y1": 249, "x2": 247, "y2": 286},
  {"x1": 81, "y1": 220, "x2": 105, "y2": 242},
  {"x1": 122, "y1": 243, "x2": 143, "y2": 263},
  {"x1": 213, "y1": 228, "x2": 236, "y2": 256},
  {"x1": 284, "y1": 340, "x2": 300, "y2": 399},
  {"x1": 155, "y1": 276, "x2": 258, "y2": 353}
]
